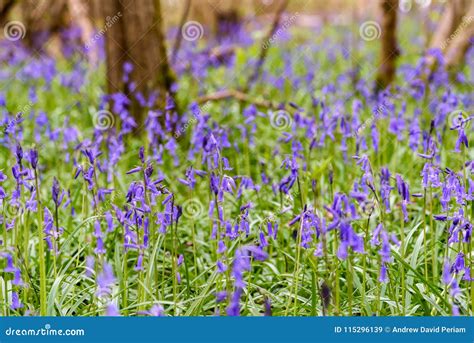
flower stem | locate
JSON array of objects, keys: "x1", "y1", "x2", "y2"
[
  {"x1": 400, "y1": 207, "x2": 406, "y2": 316},
  {"x1": 34, "y1": 169, "x2": 47, "y2": 316},
  {"x1": 347, "y1": 252, "x2": 353, "y2": 315},
  {"x1": 422, "y1": 188, "x2": 429, "y2": 280}
]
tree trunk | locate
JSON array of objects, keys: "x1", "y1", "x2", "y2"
[
  {"x1": 68, "y1": 0, "x2": 97, "y2": 64},
  {"x1": 425, "y1": 0, "x2": 471, "y2": 74},
  {"x1": 20, "y1": 0, "x2": 69, "y2": 52},
  {"x1": 102, "y1": 0, "x2": 127, "y2": 95},
  {"x1": 171, "y1": 0, "x2": 192, "y2": 64},
  {"x1": 429, "y1": 0, "x2": 469, "y2": 52},
  {"x1": 243, "y1": 0, "x2": 289, "y2": 92},
  {"x1": 375, "y1": 0, "x2": 399, "y2": 92},
  {"x1": 12, "y1": 0, "x2": 93, "y2": 59},
  {"x1": 190, "y1": 0, "x2": 242, "y2": 41},
  {"x1": 0, "y1": 0, "x2": 16, "y2": 24},
  {"x1": 103, "y1": 0, "x2": 174, "y2": 123},
  {"x1": 444, "y1": 1, "x2": 474, "y2": 70}
]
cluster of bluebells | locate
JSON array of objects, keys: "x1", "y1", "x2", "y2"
[
  {"x1": 227, "y1": 246, "x2": 267, "y2": 316},
  {"x1": 0, "y1": 15, "x2": 473, "y2": 317}
]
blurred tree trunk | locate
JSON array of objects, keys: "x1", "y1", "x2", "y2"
[
  {"x1": 244, "y1": 0, "x2": 289, "y2": 92},
  {"x1": 4, "y1": 0, "x2": 95, "y2": 61},
  {"x1": 190, "y1": 0, "x2": 242, "y2": 41},
  {"x1": 103, "y1": 0, "x2": 174, "y2": 122},
  {"x1": 102, "y1": 0, "x2": 126, "y2": 95},
  {"x1": 375, "y1": 0, "x2": 399, "y2": 92},
  {"x1": 215, "y1": 3, "x2": 241, "y2": 43},
  {"x1": 0, "y1": 0, "x2": 15, "y2": 24},
  {"x1": 445, "y1": 2, "x2": 474, "y2": 70},
  {"x1": 20, "y1": 0, "x2": 69, "y2": 52},
  {"x1": 88, "y1": 0, "x2": 101, "y2": 21},
  {"x1": 171, "y1": 0, "x2": 192, "y2": 63},
  {"x1": 426, "y1": 0, "x2": 471, "y2": 74},
  {"x1": 68, "y1": 0, "x2": 97, "y2": 64},
  {"x1": 428, "y1": 0, "x2": 468, "y2": 53}
]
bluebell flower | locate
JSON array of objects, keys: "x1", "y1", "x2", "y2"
[
  {"x1": 396, "y1": 175, "x2": 410, "y2": 222},
  {"x1": 28, "y1": 148, "x2": 38, "y2": 169},
  {"x1": 11, "y1": 291, "x2": 23, "y2": 310},
  {"x1": 96, "y1": 262, "x2": 116, "y2": 298},
  {"x1": 105, "y1": 303, "x2": 120, "y2": 316}
]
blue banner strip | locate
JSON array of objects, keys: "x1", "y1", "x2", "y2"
[{"x1": 0, "y1": 317, "x2": 472, "y2": 343}]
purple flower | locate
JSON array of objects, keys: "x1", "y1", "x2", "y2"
[
  {"x1": 28, "y1": 148, "x2": 38, "y2": 169},
  {"x1": 177, "y1": 254, "x2": 184, "y2": 266},
  {"x1": 227, "y1": 287, "x2": 242, "y2": 316},
  {"x1": 96, "y1": 262, "x2": 116, "y2": 298},
  {"x1": 451, "y1": 253, "x2": 465, "y2": 274},
  {"x1": 144, "y1": 304, "x2": 165, "y2": 316},
  {"x1": 379, "y1": 263, "x2": 388, "y2": 283},
  {"x1": 336, "y1": 220, "x2": 364, "y2": 260},
  {"x1": 380, "y1": 167, "x2": 392, "y2": 212},
  {"x1": 217, "y1": 240, "x2": 226, "y2": 254},
  {"x1": 227, "y1": 246, "x2": 267, "y2": 316},
  {"x1": 85, "y1": 256, "x2": 95, "y2": 277},
  {"x1": 14, "y1": 144, "x2": 23, "y2": 165},
  {"x1": 134, "y1": 253, "x2": 143, "y2": 271},
  {"x1": 12, "y1": 268, "x2": 24, "y2": 286},
  {"x1": 396, "y1": 174, "x2": 410, "y2": 222},
  {"x1": 442, "y1": 259, "x2": 452, "y2": 285},
  {"x1": 105, "y1": 211, "x2": 114, "y2": 232},
  {"x1": 215, "y1": 291, "x2": 227, "y2": 303},
  {"x1": 105, "y1": 303, "x2": 120, "y2": 316},
  {"x1": 259, "y1": 231, "x2": 268, "y2": 247},
  {"x1": 2, "y1": 253, "x2": 16, "y2": 273},
  {"x1": 264, "y1": 297, "x2": 272, "y2": 316},
  {"x1": 139, "y1": 146, "x2": 145, "y2": 164},
  {"x1": 52, "y1": 177, "x2": 61, "y2": 206},
  {"x1": 11, "y1": 291, "x2": 23, "y2": 310},
  {"x1": 217, "y1": 260, "x2": 227, "y2": 273}
]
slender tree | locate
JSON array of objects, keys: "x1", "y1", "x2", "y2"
[
  {"x1": 2, "y1": 0, "x2": 95, "y2": 61},
  {"x1": 171, "y1": 0, "x2": 192, "y2": 64},
  {"x1": 243, "y1": 0, "x2": 289, "y2": 92},
  {"x1": 445, "y1": 1, "x2": 474, "y2": 70},
  {"x1": 428, "y1": 0, "x2": 468, "y2": 53},
  {"x1": 68, "y1": 0, "x2": 97, "y2": 64},
  {"x1": 375, "y1": 0, "x2": 399, "y2": 92},
  {"x1": 103, "y1": 0, "x2": 174, "y2": 123},
  {"x1": 426, "y1": 0, "x2": 472, "y2": 74},
  {"x1": 190, "y1": 0, "x2": 243, "y2": 41},
  {"x1": 20, "y1": 0, "x2": 69, "y2": 52},
  {"x1": 0, "y1": 0, "x2": 16, "y2": 24}
]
